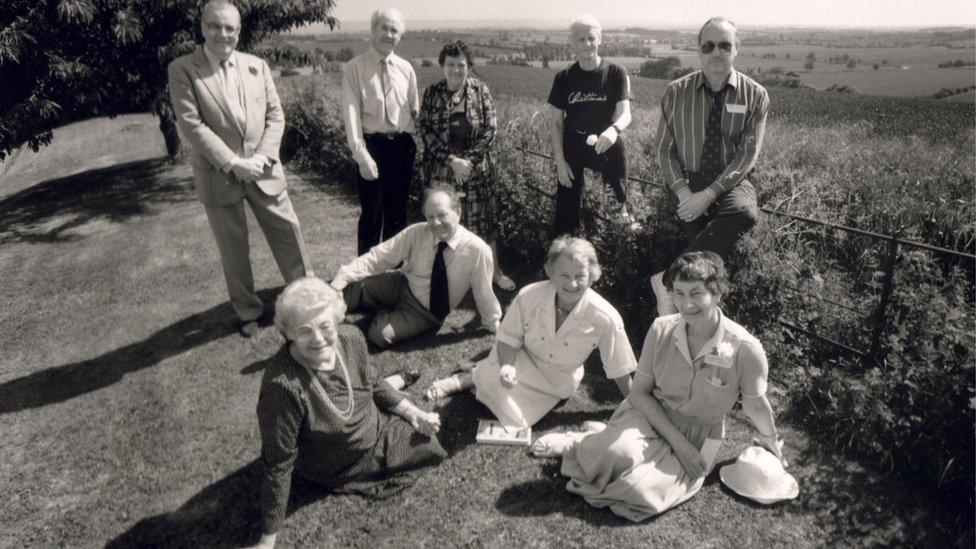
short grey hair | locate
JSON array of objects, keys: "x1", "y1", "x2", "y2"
[
  {"x1": 697, "y1": 16, "x2": 738, "y2": 46},
  {"x1": 371, "y1": 7, "x2": 406, "y2": 32},
  {"x1": 544, "y1": 235, "x2": 602, "y2": 283},
  {"x1": 202, "y1": 0, "x2": 239, "y2": 20},
  {"x1": 274, "y1": 277, "x2": 347, "y2": 339},
  {"x1": 424, "y1": 184, "x2": 462, "y2": 212},
  {"x1": 569, "y1": 15, "x2": 601, "y2": 39}
]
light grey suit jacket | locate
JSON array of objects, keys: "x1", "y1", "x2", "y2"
[{"x1": 168, "y1": 48, "x2": 287, "y2": 206}]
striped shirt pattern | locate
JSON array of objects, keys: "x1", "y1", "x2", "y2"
[{"x1": 656, "y1": 69, "x2": 770, "y2": 198}]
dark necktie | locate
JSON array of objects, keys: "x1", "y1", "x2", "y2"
[
  {"x1": 430, "y1": 242, "x2": 450, "y2": 321},
  {"x1": 699, "y1": 86, "x2": 726, "y2": 187}
]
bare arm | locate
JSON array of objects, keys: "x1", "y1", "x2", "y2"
[{"x1": 612, "y1": 374, "x2": 632, "y2": 398}]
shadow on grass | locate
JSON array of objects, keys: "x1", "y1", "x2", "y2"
[
  {"x1": 0, "y1": 288, "x2": 281, "y2": 416},
  {"x1": 789, "y1": 442, "x2": 975, "y2": 547},
  {"x1": 0, "y1": 157, "x2": 191, "y2": 244},
  {"x1": 107, "y1": 459, "x2": 342, "y2": 548},
  {"x1": 494, "y1": 459, "x2": 639, "y2": 527}
]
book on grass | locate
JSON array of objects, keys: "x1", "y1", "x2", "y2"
[{"x1": 475, "y1": 419, "x2": 531, "y2": 446}]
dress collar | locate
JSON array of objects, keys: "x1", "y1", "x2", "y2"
[{"x1": 673, "y1": 308, "x2": 728, "y2": 366}]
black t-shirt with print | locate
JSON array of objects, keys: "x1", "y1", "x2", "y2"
[{"x1": 546, "y1": 60, "x2": 631, "y2": 134}]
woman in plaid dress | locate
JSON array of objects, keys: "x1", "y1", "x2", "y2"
[{"x1": 418, "y1": 41, "x2": 515, "y2": 291}]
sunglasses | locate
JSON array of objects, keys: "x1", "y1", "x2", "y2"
[{"x1": 700, "y1": 41, "x2": 733, "y2": 54}]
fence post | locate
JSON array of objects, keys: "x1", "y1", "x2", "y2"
[{"x1": 869, "y1": 234, "x2": 900, "y2": 363}]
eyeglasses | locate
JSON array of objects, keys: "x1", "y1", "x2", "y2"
[{"x1": 700, "y1": 41, "x2": 733, "y2": 54}]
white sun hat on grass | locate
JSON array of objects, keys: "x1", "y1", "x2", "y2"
[{"x1": 720, "y1": 446, "x2": 799, "y2": 504}]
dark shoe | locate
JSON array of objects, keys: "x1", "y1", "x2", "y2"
[
  {"x1": 238, "y1": 320, "x2": 260, "y2": 338},
  {"x1": 400, "y1": 368, "x2": 421, "y2": 388}
]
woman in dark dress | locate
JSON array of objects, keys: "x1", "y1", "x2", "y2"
[
  {"x1": 253, "y1": 278, "x2": 445, "y2": 548},
  {"x1": 418, "y1": 40, "x2": 515, "y2": 291}
]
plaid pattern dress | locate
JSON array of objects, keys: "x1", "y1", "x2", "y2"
[{"x1": 418, "y1": 76, "x2": 498, "y2": 242}]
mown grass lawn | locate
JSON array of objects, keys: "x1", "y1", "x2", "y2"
[{"x1": 0, "y1": 116, "x2": 967, "y2": 547}]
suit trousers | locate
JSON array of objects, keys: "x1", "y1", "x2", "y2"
[
  {"x1": 358, "y1": 133, "x2": 417, "y2": 255},
  {"x1": 203, "y1": 181, "x2": 312, "y2": 321},
  {"x1": 343, "y1": 272, "x2": 440, "y2": 348},
  {"x1": 679, "y1": 178, "x2": 759, "y2": 259},
  {"x1": 554, "y1": 132, "x2": 628, "y2": 237}
]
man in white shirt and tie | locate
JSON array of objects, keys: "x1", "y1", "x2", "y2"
[
  {"x1": 168, "y1": 0, "x2": 312, "y2": 337},
  {"x1": 331, "y1": 186, "x2": 501, "y2": 348},
  {"x1": 341, "y1": 7, "x2": 421, "y2": 255}
]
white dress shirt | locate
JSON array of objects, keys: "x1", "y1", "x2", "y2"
[
  {"x1": 332, "y1": 223, "x2": 501, "y2": 329},
  {"x1": 341, "y1": 47, "x2": 420, "y2": 165}
]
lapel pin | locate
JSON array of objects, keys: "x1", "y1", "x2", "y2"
[{"x1": 249, "y1": 66, "x2": 258, "y2": 75}]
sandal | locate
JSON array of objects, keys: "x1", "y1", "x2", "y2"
[
  {"x1": 425, "y1": 373, "x2": 464, "y2": 401},
  {"x1": 530, "y1": 432, "x2": 582, "y2": 458}
]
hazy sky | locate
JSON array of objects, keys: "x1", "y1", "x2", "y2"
[{"x1": 327, "y1": 0, "x2": 976, "y2": 28}]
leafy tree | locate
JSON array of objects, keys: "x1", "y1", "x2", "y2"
[
  {"x1": 804, "y1": 59, "x2": 815, "y2": 71},
  {"x1": 846, "y1": 59, "x2": 857, "y2": 69},
  {"x1": 0, "y1": 0, "x2": 336, "y2": 161}
]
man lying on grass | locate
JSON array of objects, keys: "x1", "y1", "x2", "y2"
[{"x1": 330, "y1": 185, "x2": 502, "y2": 348}]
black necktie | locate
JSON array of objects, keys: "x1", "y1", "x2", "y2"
[
  {"x1": 699, "y1": 86, "x2": 726, "y2": 187},
  {"x1": 430, "y1": 242, "x2": 450, "y2": 321}
]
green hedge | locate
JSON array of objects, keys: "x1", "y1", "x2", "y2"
[{"x1": 278, "y1": 75, "x2": 975, "y2": 531}]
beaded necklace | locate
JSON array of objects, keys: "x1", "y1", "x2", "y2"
[{"x1": 293, "y1": 345, "x2": 355, "y2": 421}]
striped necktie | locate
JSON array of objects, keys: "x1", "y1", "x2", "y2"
[
  {"x1": 220, "y1": 58, "x2": 246, "y2": 130},
  {"x1": 381, "y1": 58, "x2": 399, "y2": 127}
]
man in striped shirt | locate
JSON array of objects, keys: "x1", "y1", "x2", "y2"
[{"x1": 652, "y1": 16, "x2": 769, "y2": 315}]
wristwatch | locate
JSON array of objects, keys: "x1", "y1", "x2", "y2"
[{"x1": 611, "y1": 123, "x2": 622, "y2": 134}]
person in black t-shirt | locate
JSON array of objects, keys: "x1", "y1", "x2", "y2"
[{"x1": 547, "y1": 15, "x2": 636, "y2": 237}]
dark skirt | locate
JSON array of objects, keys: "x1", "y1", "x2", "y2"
[{"x1": 297, "y1": 410, "x2": 447, "y2": 498}]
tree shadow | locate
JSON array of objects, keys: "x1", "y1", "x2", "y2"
[
  {"x1": 790, "y1": 442, "x2": 974, "y2": 547},
  {"x1": 0, "y1": 157, "x2": 192, "y2": 245},
  {"x1": 106, "y1": 459, "x2": 337, "y2": 548},
  {"x1": 0, "y1": 287, "x2": 282, "y2": 416}
]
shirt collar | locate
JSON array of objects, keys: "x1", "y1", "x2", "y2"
[
  {"x1": 368, "y1": 46, "x2": 394, "y2": 65},
  {"x1": 696, "y1": 69, "x2": 737, "y2": 92},
  {"x1": 430, "y1": 224, "x2": 465, "y2": 251},
  {"x1": 203, "y1": 47, "x2": 236, "y2": 71},
  {"x1": 672, "y1": 308, "x2": 728, "y2": 366}
]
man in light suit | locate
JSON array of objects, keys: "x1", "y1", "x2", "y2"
[{"x1": 168, "y1": 0, "x2": 312, "y2": 337}]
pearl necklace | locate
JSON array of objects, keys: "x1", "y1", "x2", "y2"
[{"x1": 294, "y1": 345, "x2": 355, "y2": 421}]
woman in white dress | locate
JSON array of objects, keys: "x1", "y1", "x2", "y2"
[
  {"x1": 537, "y1": 251, "x2": 786, "y2": 521},
  {"x1": 426, "y1": 236, "x2": 637, "y2": 429}
]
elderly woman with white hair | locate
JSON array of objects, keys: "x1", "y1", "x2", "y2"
[
  {"x1": 426, "y1": 236, "x2": 637, "y2": 430},
  {"x1": 254, "y1": 278, "x2": 445, "y2": 548}
]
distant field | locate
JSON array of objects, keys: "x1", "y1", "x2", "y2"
[
  {"x1": 289, "y1": 34, "x2": 974, "y2": 98},
  {"x1": 800, "y1": 65, "x2": 975, "y2": 96},
  {"x1": 278, "y1": 37, "x2": 517, "y2": 60}
]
